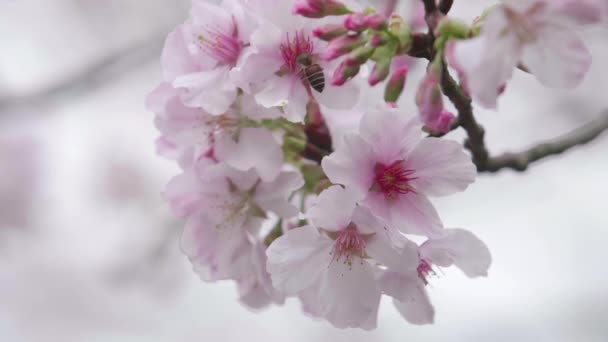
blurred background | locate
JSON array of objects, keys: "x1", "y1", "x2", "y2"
[{"x1": 0, "y1": 1, "x2": 607, "y2": 341}]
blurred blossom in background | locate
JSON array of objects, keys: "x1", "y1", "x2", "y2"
[{"x1": 0, "y1": 1, "x2": 607, "y2": 341}]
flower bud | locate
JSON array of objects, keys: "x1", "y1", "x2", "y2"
[
  {"x1": 344, "y1": 45, "x2": 375, "y2": 66},
  {"x1": 370, "y1": 32, "x2": 390, "y2": 47},
  {"x1": 343, "y1": 13, "x2": 367, "y2": 31},
  {"x1": 313, "y1": 24, "x2": 349, "y2": 41},
  {"x1": 365, "y1": 14, "x2": 387, "y2": 30},
  {"x1": 416, "y1": 67, "x2": 445, "y2": 129},
  {"x1": 368, "y1": 58, "x2": 391, "y2": 86},
  {"x1": 293, "y1": 0, "x2": 352, "y2": 18},
  {"x1": 428, "y1": 110, "x2": 456, "y2": 133},
  {"x1": 384, "y1": 66, "x2": 408, "y2": 102},
  {"x1": 322, "y1": 34, "x2": 364, "y2": 61},
  {"x1": 331, "y1": 61, "x2": 360, "y2": 85},
  {"x1": 388, "y1": 14, "x2": 412, "y2": 51}
]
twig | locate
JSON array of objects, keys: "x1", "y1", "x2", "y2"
[
  {"x1": 0, "y1": 33, "x2": 166, "y2": 112},
  {"x1": 438, "y1": 0, "x2": 454, "y2": 14},
  {"x1": 479, "y1": 111, "x2": 608, "y2": 172},
  {"x1": 421, "y1": 0, "x2": 436, "y2": 13},
  {"x1": 439, "y1": 66, "x2": 490, "y2": 167}
]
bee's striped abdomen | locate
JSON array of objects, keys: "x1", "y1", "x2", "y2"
[{"x1": 303, "y1": 64, "x2": 325, "y2": 93}]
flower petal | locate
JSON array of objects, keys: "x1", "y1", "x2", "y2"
[
  {"x1": 266, "y1": 226, "x2": 333, "y2": 294},
  {"x1": 379, "y1": 271, "x2": 434, "y2": 325},
  {"x1": 255, "y1": 171, "x2": 304, "y2": 218},
  {"x1": 408, "y1": 138, "x2": 476, "y2": 197},
  {"x1": 420, "y1": 228, "x2": 492, "y2": 278},
  {"x1": 365, "y1": 234, "x2": 419, "y2": 274},
  {"x1": 214, "y1": 127, "x2": 283, "y2": 182},
  {"x1": 321, "y1": 134, "x2": 375, "y2": 198},
  {"x1": 358, "y1": 108, "x2": 422, "y2": 165},
  {"x1": 387, "y1": 193, "x2": 443, "y2": 237},
  {"x1": 307, "y1": 185, "x2": 356, "y2": 232},
  {"x1": 522, "y1": 26, "x2": 592, "y2": 88},
  {"x1": 318, "y1": 258, "x2": 381, "y2": 329}
]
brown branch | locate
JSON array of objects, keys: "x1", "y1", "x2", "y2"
[
  {"x1": 421, "y1": 0, "x2": 437, "y2": 13},
  {"x1": 0, "y1": 33, "x2": 166, "y2": 113},
  {"x1": 438, "y1": 0, "x2": 454, "y2": 14},
  {"x1": 439, "y1": 66, "x2": 490, "y2": 167},
  {"x1": 479, "y1": 111, "x2": 608, "y2": 172},
  {"x1": 439, "y1": 65, "x2": 608, "y2": 172}
]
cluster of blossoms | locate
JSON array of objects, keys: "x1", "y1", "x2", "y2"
[{"x1": 148, "y1": 0, "x2": 606, "y2": 329}]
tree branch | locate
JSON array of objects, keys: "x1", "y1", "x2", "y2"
[
  {"x1": 0, "y1": 33, "x2": 165, "y2": 113},
  {"x1": 439, "y1": 66, "x2": 490, "y2": 167},
  {"x1": 479, "y1": 111, "x2": 608, "y2": 172}
]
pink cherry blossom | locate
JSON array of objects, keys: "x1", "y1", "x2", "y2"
[
  {"x1": 322, "y1": 108, "x2": 476, "y2": 237},
  {"x1": 446, "y1": 0, "x2": 603, "y2": 108},
  {"x1": 147, "y1": 83, "x2": 283, "y2": 180},
  {"x1": 266, "y1": 185, "x2": 419, "y2": 329},
  {"x1": 232, "y1": 0, "x2": 359, "y2": 122},
  {"x1": 161, "y1": 0, "x2": 256, "y2": 114},
  {"x1": 178, "y1": 162, "x2": 304, "y2": 280},
  {"x1": 237, "y1": 241, "x2": 286, "y2": 310},
  {"x1": 380, "y1": 228, "x2": 491, "y2": 325}
]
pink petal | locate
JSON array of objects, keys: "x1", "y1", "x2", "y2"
[
  {"x1": 379, "y1": 271, "x2": 434, "y2": 325},
  {"x1": 321, "y1": 134, "x2": 375, "y2": 199},
  {"x1": 318, "y1": 258, "x2": 381, "y2": 329},
  {"x1": 255, "y1": 171, "x2": 304, "y2": 218},
  {"x1": 161, "y1": 25, "x2": 199, "y2": 82},
  {"x1": 307, "y1": 185, "x2": 357, "y2": 232},
  {"x1": 365, "y1": 234, "x2": 419, "y2": 274},
  {"x1": 388, "y1": 193, "x2": 443, "y2": 237},
  {"x1": 358, "y1": 108, "x2": 422, "y2": 165},
  {"x1": 266, "y1": 225, "x2": 334, "y2": 294},
  {"x1": 408, "y1": 138, "x2": 476, "y2": 197},
  {"x1": 181, "y1": 212, "x2": 251, "y2": 281},
  {"x1": 214, "y1": 127, "x2": 283, "y2": 182},
  {"x1": 522, "y1": 27, "x2": 592, "y2": 88},
  {"x1": 420, "y1": 228, "x2": 492, "y2": 278}
]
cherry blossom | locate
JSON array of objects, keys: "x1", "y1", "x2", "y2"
[
  {"x1": 161, "y1": 0, "x2": 256, "y2": 114},
  {"x1": 179, "y1": 161, "x2": 304, "y2": 280},
  {"x1": 322, "y1": 108, "x2": 476, "y2": 237},
  {"x1": 232, "y1": 0, "x2": 359, "y2": 122},
  {"x1": 446, "y1": 0, "x2": 604, "y2": 108},
  {"x1": 380, "y1": 228, "x2": 491, "y2": 324},
  {"x1": 266, "y1": 185, "x2": 419, "y2": 329},
  {"x1": 237, "y1": 241, "x2": 286, "y2": 310},
  {"x1": 147, "y1": 83, "x2": 283, "y2": 180}
]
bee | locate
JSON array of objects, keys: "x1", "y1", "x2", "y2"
[{"x1": 296, "y1": 53, "x2": 325, "y2": 93}]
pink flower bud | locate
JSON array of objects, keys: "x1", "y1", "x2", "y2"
[
  {"x1": 368, "y1": 59, "x2": 391, "y2": 86},
  {"x1": 416, "y1": 67, "x2": 445, "y2": 130},
  {"x1": 331, "y1": 61, "x2": 360, "y2": 85},
  {"x1": 313, "y1": 24, "x2": 348, "y2": 41},
  {"x1": 364, "y1": 14, "x2": 386, "y2": 30},
  {"x1": 293, "y1": 0, "x2": 351, "y2": 18},
  {"x1": 343, "y1": 13, "x2": 367, "y2": 31},
  {"x1": 428, "y1": 110, "x2": 456, "y2": 133},
  {"x1": 384, "y1": 66, "x2": 409, "y2": 102},
  {"x1": 322, "y1": 34, "x2": 363, "y2": 61}
]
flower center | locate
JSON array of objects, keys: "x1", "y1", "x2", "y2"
[
  {"x1": 417, "y1": 259, "x2": 435, "y2": 285},
  {"x1": 279, "y1": 31, "x2": 314, "y2": 73},
  {"x1": 331, "y1": 225, "x2": 366, "y2": 267},
  {"x1": 197, "y1": 19, "x2": 242, "y2": 65},
  {"x1": 373, "y1": 160, "x2": 416, "y2": 200}
]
